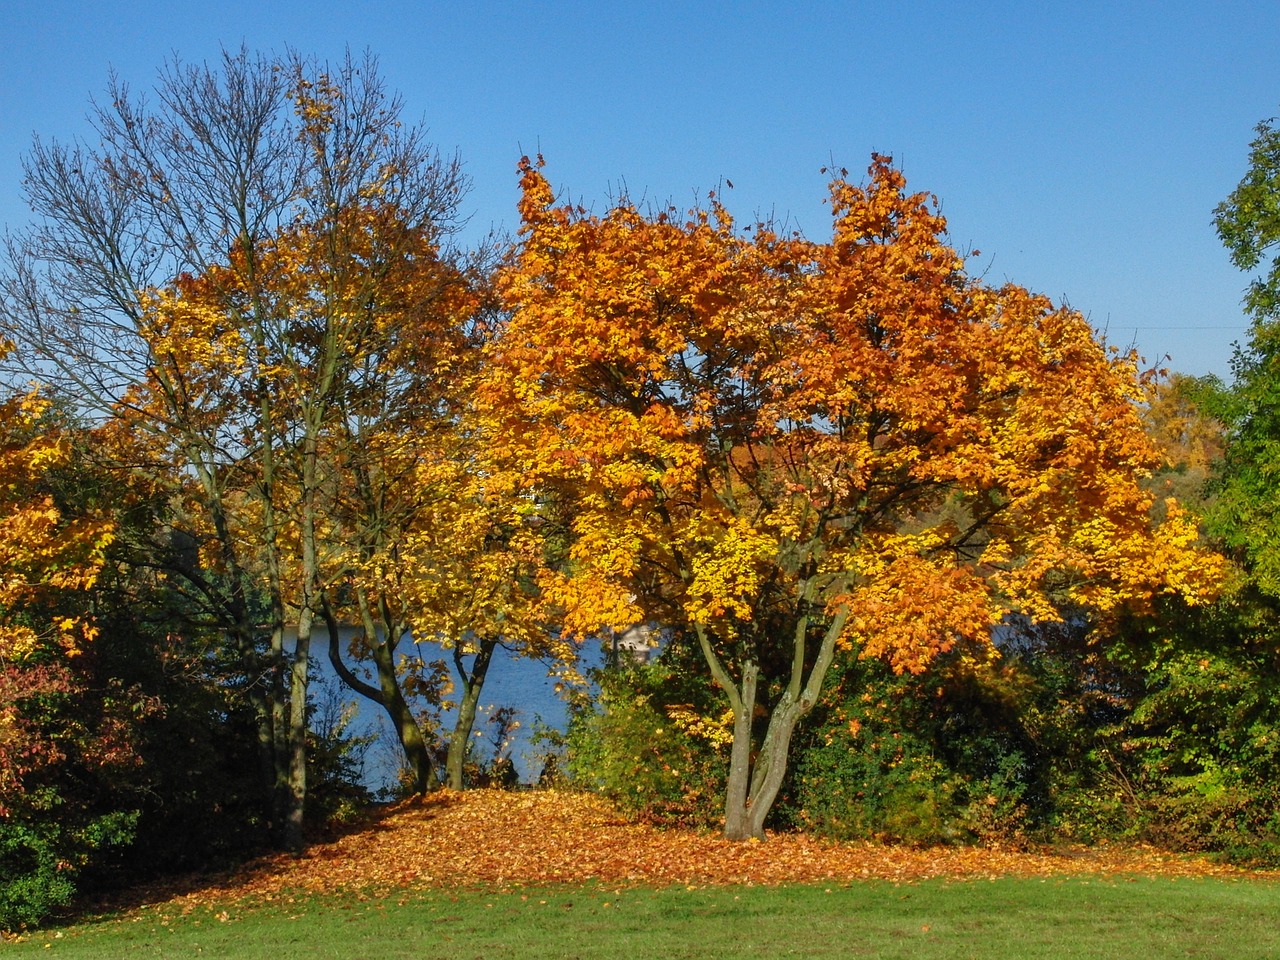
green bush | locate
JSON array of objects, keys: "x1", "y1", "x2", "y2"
[
  {"x1": 565, "y1": 656, "x2": 727, "y2": 826},
  {"x1": 794, "y1": 710, "x2": 967, "y2": 844},
  {"x1": 0, "y1": 820, "x2": 77, "y2": 931},
  {"x1": 787, "y1": 638, "x2": 1104, "y2": 846},
  {"x1": 790, "y1": 602, "x2": 1280, "y2": 864},
  {"x1": 0, "y1": 803, "x2": 137, "y2": 931},
  {"x1": 1111, "y1": 614, "x2": 1280, "y2": 865}
]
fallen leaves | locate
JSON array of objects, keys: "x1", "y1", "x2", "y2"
[{"x1": 132, "y1": 789, "x2": 1277, "y2": 914}]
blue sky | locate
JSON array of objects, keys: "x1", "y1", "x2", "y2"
[{"x1": 5, "y1": 0, "x2": 1280, "y2": 378}]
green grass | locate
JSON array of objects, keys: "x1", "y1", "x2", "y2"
[{"x1": 7, "y1": 877, "x2": 1280, "y2": 959}]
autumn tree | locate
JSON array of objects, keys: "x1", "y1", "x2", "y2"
[
  {"x1": 310, "y1": 252, "x2": 563, "y2": 794},
  {"x1": 394, "y1": 445, "x2": 570, "y2": 790},
  {"x1": 0, "y1": 48, "x2": 471, "y2": 851},
  {"x1": 488, "y1": 155, "x2": 1225, "y2": 840},
  {"x1": 0, "y1": 368, "x2": 148, "y2": 927}
]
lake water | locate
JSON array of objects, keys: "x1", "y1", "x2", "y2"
[{"x1": 310, "y1": 637, "x2": 611, "y2": 792}]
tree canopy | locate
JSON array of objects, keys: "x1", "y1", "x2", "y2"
[
  {"x1": 485, "y1": 154, "x2": 1224, "y2": 839},
  {"x1": 1209, "y1": 115, "x2": 1280, "y2": 598},
  {"x1": 0, "y1": 47, "x2": 478, "y2": 851}
]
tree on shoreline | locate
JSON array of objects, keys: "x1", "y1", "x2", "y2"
[
  {"x1": 488, "y1": 154, "x2": 1225, "y2": 840},
  {"x1": 0, "y1": 48, "x2": 472, "y2": 851}
]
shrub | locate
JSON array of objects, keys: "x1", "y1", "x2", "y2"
[
  {"x1": 794, "y1": 710, "x2": 967, "y2": 844},
  {"x1": 0, "y1": 809, "x2": 137, "y2": 930},
  {"x1": 0, "y1": 658, "x2": 149, "y2": 930},
  {"x1": 1113, "y1": 620, "x2": 1280, "y2": 865},
  {"x1": 787, "y1": 642, "x2": 1092, "y2": 847},
  {"x1": 565, "y1": 657, "x2": 727, "y2": 826}
]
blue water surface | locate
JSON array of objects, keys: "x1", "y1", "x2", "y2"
[{"x1": 311, "y1": 637, "x2": 611, "y2": 791}]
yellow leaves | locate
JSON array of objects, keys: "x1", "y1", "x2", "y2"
[
  {"x1": 1140, "y1": 373, "x2": 1225, "y2": 471},
  {"x1": 138, "y1": 288, "x2": 249, "y2": 376},
  {"x1": 666, "y1": 704, "x2": 735, "y2": 750},
  {"x1": 0, "y1": 626, "x2": 42, "y2": 662},
  {"x1": 0, "y1": 390, "x2": 114, "y2": 664},
  {"x1": 1143, "y1": 502, "x2": 1227, "y2": 605},
  {"x1": 1062, "y1": 499, "x2": 1226, "y2": 614},
  {"x1": 0, "y1": 497, "x2": 112, "y2": 663},
  {"x1": 382, "y1": 454, "x2": 554, "y2": 655},
  {"x1": 848, "y1": 530, "x2": 949, "y2": 580},
  {"x1": 683, "y1": 516, "x2": 777, "y2": 627},
  {"x1": 978, "y1": 538, "x2": 1013, "y2": 568}
]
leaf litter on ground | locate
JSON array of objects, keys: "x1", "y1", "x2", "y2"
[{"x1": 98, "y1": 788, "x2": 1278, "y2": 923}]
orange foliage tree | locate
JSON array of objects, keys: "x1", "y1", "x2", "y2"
[
  {"x1": 133, "y1": 199, "x2": 487, "y2": 802},
  {"x1": 487, "y1": 155, "x2": 1226, "y2": 840},
  {"x1": 311, "y1": 264, "x2": 563, "y2": 793}
]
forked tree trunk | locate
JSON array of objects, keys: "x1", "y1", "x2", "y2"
[
  {"x1": 701, "y1": 608, "x2": 850, "y2": 841},
  {"x1": 447, "y1": 638, "x2": 498, "y2": 790},
  {"x1": 732, "y1": 695, "x2": 807, "y2": 840},
  {"x1": 323, "y1": 598, "x2": 440, "y2": 795}
]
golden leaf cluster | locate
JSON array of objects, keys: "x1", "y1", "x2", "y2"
[
  {"x1": 0, "y1": 370, "x2": 113, "y2": 663},
  {"x1": 484, "y1": 154, "x2": 1225, "y2": 670}
]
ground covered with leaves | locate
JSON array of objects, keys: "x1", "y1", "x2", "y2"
[{"x1": 116, "y1": 789, "x2": 1277, "y2": 912}]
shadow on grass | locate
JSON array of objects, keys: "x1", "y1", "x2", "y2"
[{"x1": 74, "y1": 791, "x2": 472, "y2": 922}]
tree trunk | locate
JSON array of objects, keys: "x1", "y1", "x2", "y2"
[
  {"x1": 185, "y1": 440, "x2": 291, "y2": 835},
  {"x1": 268, "y1": 627, "x2": 291, "y2": 833},
  {"x1": 284, "y1": 415, "x2": 324, "y2": 855},
  {"x1": 447, "y1": 638, "x2": 497, "y2": 790},
  {"x1": 715, "y1": 609, "x2": 850, "y2": 841},
  {"x1": 284, "y1": 609, "x2": 312, "y2": 855},
  {"x1": 371, "y1": 638, "x2": 437, "y2": 794},
  {"x1": 739, "y1": 698, "x2": 804, "y2": 839},
  {"x1": 722, "y1": 661, "x2": 760, "y2": 840},
  {"x1": 324, "y1": 600, "x2": 439, "y2": 794}
]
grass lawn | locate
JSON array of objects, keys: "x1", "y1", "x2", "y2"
[{"x1": 7, "y1": 877, "x2": 1279, "y2": 959}]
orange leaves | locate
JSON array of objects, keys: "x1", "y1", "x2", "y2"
[
  {"x1": 132, "y1": 790, "x2": 1275, "y2": 905},
  {"x1": 538, "y1": 501, "x2": 645, "y2": 639},
  {"x1": 491, "y1": 153, "x2": 1222, "y2": 671},
  {"x1": 844, "y1": 552, "x2": 995, "y2": 675},
  {"x1": 514, "y1": 155, "x2": 558, "y2": 232}
]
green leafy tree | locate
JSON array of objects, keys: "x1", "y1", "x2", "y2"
[
  {"x1": 1078, "y1": 109, "x2": 1280, "y2": 864},
  {"x1": 1211, "y1": 113, "x2": 1280, "y2": 597}
]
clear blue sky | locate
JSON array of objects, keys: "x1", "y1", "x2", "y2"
[{"x1": 5, "y1": 0, "x2": 1280, "y2": 379}]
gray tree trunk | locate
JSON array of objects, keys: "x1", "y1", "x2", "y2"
[{"x1": 447, "y1": 638, "x2": 498, "y2": 790}]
